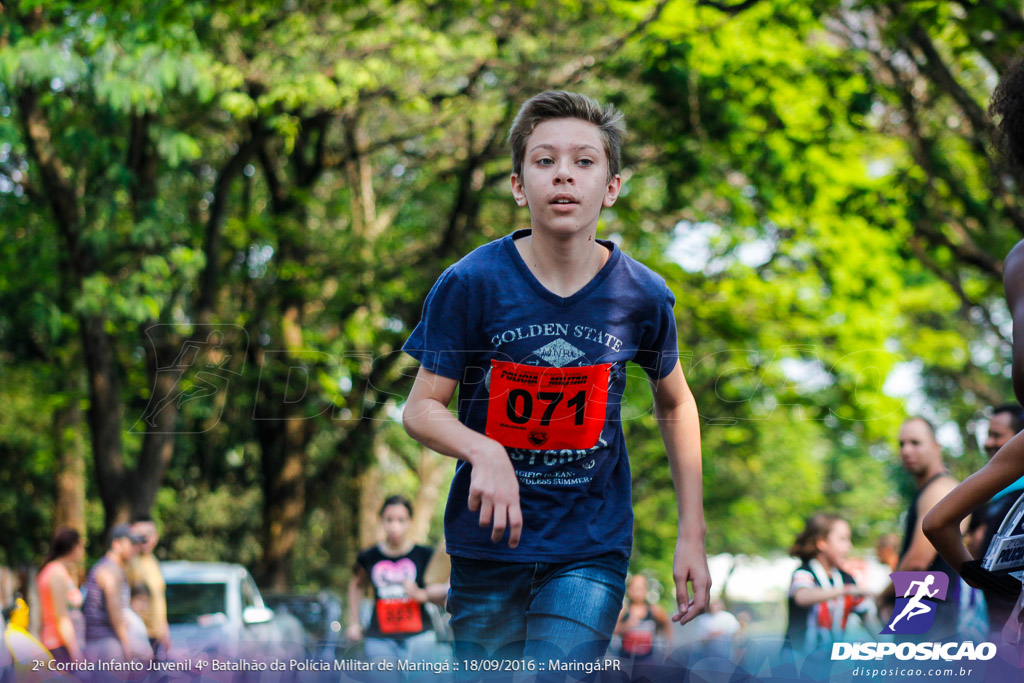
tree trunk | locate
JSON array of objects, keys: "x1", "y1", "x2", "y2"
[
  {"x1": 358, "y1": 457, "x2": 384, "y2": 549},
  {"x1": 80, "y1": 315, "x2": 130, "y2": 527},
  {"x1": 53, "y1": 402, "x2": 86, "y2": 536},
  {"x1": 132, "y1": 330, "x2": 180, "y2": 518},
  {"x1": 260, "y1": 414, "x2": 308, "y2": 590},
  {"x1": 257, "y1": 300, "x2": 312, "y2": 589},
  {"x1": 410, "y1": 448, "x2": 446, "y2": 544}
]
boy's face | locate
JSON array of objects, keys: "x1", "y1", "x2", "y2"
[{"x1": 511, "y1": 117, "x2": 621, "y2": 236}]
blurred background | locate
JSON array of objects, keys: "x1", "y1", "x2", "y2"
[{"x1": 1, "y1": 0, "x2": 1022, "y2": 644}]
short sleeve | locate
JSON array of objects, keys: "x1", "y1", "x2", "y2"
[
  {"x1": 403, "y1": 266, "x2": 470, "y2": 380},
  {"x1": 790, "y1": 569, "x2": 816, "y2": 596},
  {"x1": 634, "y1": 289, "x2": 679, "y2": 380},
  {"x1": 354, "y1": 548, "x2": 372, "y2": 575}
]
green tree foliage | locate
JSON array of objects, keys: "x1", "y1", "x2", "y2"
[
  {"x1": 599, "y1": 0, "x2": 1024, "y2": 583},
  {"x1": 1, "y1": 0, "x2": 1022, "y2": 597}
]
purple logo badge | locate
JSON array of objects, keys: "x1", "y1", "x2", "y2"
[{"x1": 881, "y1": 572, "x2": 949, "y2": 635}]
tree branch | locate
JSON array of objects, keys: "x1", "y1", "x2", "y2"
[
  {"x1": 909, "y1": 237, "x2": 1007, "y2": 345},
  {"x1": 696, "y1": 0, "x2": 764, "y2": 15},
  {"x1": 904, "y1": 23, "x2": 989, "y2": 140},
  {"x1": 198, "y1": 120, "x2": 264, "y2": 322},
  {"x1": 15, "y1": 87, "x2": 87, "y2": 272}
]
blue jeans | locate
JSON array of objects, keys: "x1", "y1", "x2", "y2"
[{"x1": 448, "y1": 552, "x2": 627, "y2": 664}]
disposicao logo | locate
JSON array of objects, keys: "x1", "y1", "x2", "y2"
[
  {"x1": 831, "y1": 641, "x2": 996, "y2": 662},
  {"x1": 881, "y1": 571, "x2": 948, "y2": 635},
  {"x1": 830, "y1": 571, "x2": 996, "y2": 663}
]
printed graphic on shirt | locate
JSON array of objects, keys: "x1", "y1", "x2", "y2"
[
  {"x1": 370, "y1": 558, "x2": 423, "y2": 635},
  {"x1": 484, "y1": 325, "x2": 626, "y2": 488},
  {"x1": 490, "y1": 323, "x2": 625, "y2": 355}
]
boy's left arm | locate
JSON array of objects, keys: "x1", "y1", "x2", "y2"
[{"x1": 651, "y1": 361, "x2": 710, "y2": 626}]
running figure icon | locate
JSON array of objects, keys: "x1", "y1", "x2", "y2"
[{"x1": 888, "y1": 574, "x2": 939, "y2": 631}]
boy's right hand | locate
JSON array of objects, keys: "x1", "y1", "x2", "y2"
[{"x1": 467, "y1": 441, "x2": 523, "y2": 548}]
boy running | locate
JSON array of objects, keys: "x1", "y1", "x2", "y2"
[{"x1": 402, "y1": 91, "x2": 709, "y2": 663}]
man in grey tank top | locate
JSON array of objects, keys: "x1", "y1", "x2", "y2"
[{"x1": 83, "y1": 524, "x2": 142, "y2": 662}]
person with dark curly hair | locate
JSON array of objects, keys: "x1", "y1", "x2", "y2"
[
  {"x1": 992, "y1": 54, "x2": 1024, "y2": 405},
  {"x1": 923, "y1": 57, "x2": 1024, "y2": 651}
]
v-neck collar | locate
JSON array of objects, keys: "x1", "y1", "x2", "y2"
[{"x1": 503, "y1": 229, "x2": 620, "y2": 307}]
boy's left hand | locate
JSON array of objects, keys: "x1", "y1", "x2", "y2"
[{"x1": 671, "y1": 536, "x2": 710, "y2": 626}]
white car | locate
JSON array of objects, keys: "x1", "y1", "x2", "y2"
[{"x1": 162, "y1": 561, "x2": 304, "y2": 660}]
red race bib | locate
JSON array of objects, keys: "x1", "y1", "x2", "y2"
[
  {"x1": 622, "y1": 629, "x2": 653, "y2": 656},
  {"x1": 485, "y1": 360, "x2": 610, "y2": 450},
  {"x1": 376, "y1": 598, "x2": 423, "y2": 634}
]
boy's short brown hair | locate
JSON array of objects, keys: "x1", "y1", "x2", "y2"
[{"x1": 508, "y1": 90, "x2": 626, "y2": 180}]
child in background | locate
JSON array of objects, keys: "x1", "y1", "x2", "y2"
[
  {"x1": 614, "y1": 574, "x2": 670, "y2": 661},
  {"x1": 126, "y1": 584, "x2": 153, "y2": 661},
  {"x1": 346, "y1": 496, "x2": 446, "y2": 665},
  {"x1": 784, "y1": 513, "x2": 874, "y2": 655}
]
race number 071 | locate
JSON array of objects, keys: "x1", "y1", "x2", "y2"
[{"x1": 505, "y1": 389, "x2": 585, "y2": 426}]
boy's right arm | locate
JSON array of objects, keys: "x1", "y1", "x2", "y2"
[{"x1": 403, "y1": 366, "x2": 523, "y2": 548}]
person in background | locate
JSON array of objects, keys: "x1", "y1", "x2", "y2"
[
  {"x1": 125, "y1": 584, "x2": 154, "y2": 661},
  {"x1": 879, "y1": 417, "x2": 961, "y2": 638},
  {"x1": 37, "y1": 528, "x2": 85, "y2": 662},
  {"x1": 346, "y1": 496, "x2": 446, "y2": 666},
  {"x1": 784, "y1": 513, "x2": 873, "y2": 655},
  {"x1": 691, "y1": 599, "x2": 740, "y2": 659},
  {"x1": 614, "y1": 574, "x2": 671, "y2": 662},
  {"x1": 875, "y1": 534, "x2": 900, "y2": 573},
  {"x1": 0, "y1": 608, "x2": 10, "y2": 683},
  {"x1": 127, "y1": 516, "x2": 170, "y2": 659},
  {"x1": 968, "y1": 404, "x2": 1024, "y2": 636},
  {"x1": 83, "y1": 524, "x2": 141, "y2": 662}
]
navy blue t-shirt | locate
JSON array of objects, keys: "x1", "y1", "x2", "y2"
[{"x1": 403, "y1": 229, "x2": 679, "y2": 562}]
